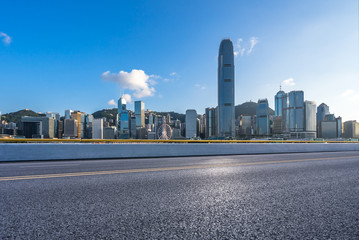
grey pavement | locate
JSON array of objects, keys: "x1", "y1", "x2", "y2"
[{"x1": 1, "y1": 152, "x2": 359, "y2": 239}]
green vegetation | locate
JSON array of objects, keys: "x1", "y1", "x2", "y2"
[
  {"x1": 235, "y1": 101, "x2": 275, "y2": 118},
  {"x1": 2, "y1": 109, "x2": 42, "y2": 126}
]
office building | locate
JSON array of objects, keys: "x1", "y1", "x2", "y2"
[
  {"x1": 205, "y1": 107, "x2": 218, "y2": 138},
  {"x1": 273, "y1": 116, "x2": 283, "y2": 135},
  {"x1": 282, "y1": 91, "x2": 305, "y2": 137},
  {"x1": 275, "y1": 88, "x2": 286, "y2": 117},
  {"x1": 218, "y1": 39, "x2": 235, "y2": 138},
  {"x1": 118, "y1": 97, "x2": 126, "y2": 113},
  {"x1": 185, "y1": 109, "x2": 197, "y2": 139},
  {"x1": 239, "y1": 116, "x2": 252, "y2": 136},
  {"x1": 65, "y1": 110, "x2": 73, "y2": 119},
  {"x1": 22, "y1": 117, "x2": 55, "y2": 139},
  {"x1": 304, "y1": 101, "x2": 317, "y2": 138},
  {"x1": 319, "y1": 116, "x2": 342, "y2": 139},
  {"x1": 70, "y1": 111, "x2": 84, "y2": 138},
  {"x1": 104, "y1": 126, "x2": 116, "y2": 139},
  {"x1": 85, "y1": 114, "x2": 93, "y2": 139},
  {"x1": 63, "y1": 119, "x2": 78, "y2": 138},
  {"x1": 135, "y1": 101, "x2": 145, "y2": 128},
  {"x1": 343, "y1": 121, "x2": 359, "y2": 138},
  {"x1": 256, "y1": 99, "x2": 270, "y2": 136},
  {"x1": 317, "y1": 103, "x2": 330, "y2": 123},
  {"x1": 130, "y1": 116, "x2": 137, "y2": 138},
  {"x1": 92, "y1": 118, "x2": 103, "y2": 139}
]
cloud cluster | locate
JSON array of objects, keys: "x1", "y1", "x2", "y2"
[
  {"x1": 341, "y1": 89, "x2": 359, "y2": 100},
  {"x1": 234, "y1": 37, "x2": 259, "y2": 56},
  {"x1": 107, "y1": 93, "x2": 133, "y2": 107},
  {"x1": 121, "y1": 93, "x2": 132, "y2": 104},
  {"x1": 282, "y1": 78, "x2": 295, "y2": 86},
  {"x1": 195, "y1": 83, "x2": 206, "y2": 90},
  {"x1": 0, "y1": 32, "x2": 11, "y2": 45},
  {"x1": 107, "y1": 99, "x2": 117, "y2": 106},
  {"x1": 102, "y1": 69, "x2": 156, "y2": 98}
]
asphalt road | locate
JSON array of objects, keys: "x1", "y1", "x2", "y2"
[{"x1": 1, "y1": 151, "x2": 359, "y2": 239}]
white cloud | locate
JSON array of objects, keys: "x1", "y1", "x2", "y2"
[
  {"x1": 234, "y1": 37, "x2": 258, "y2": 57},
  {"x1": 195, "y1": 83, "x2": 206, "y2": 90},
  {"x1": 234, "y1": 38, "x2": 245, "y2": 57},
  {"x1": 107, "y1": 99, "x2": 117, "y2": 106},
  {"x1": 101, "y1": 69, "x2": 156, "y2": 98},
  {"x1": 341, "y1": 89, "x2": 355, "y2": 97},
  {"x1": 121, "y1": 93, "x2": 132, "y2": 104},
  {"x1": 170, "y1": 72, "x2": 176, "y2": 76},
  {"x1": 247, "y1": 37, "x2": 259, "y2": 55},
  {"x1": 282, "y1": 78, "x2": 295, "y2": 86},
  {"x1": 0, "y1": 32, "x2": 11, "y2": 45},
  {"x1": 340, "y1": 89, "x2": 359, "y2": 100}
]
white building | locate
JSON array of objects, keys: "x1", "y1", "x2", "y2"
[{"x1": 92, "y1": 118, "x2": 103, "y2": 139}]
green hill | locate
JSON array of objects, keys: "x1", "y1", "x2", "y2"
[
  {"x1": 1, "y1": 109, "x2": 42, "y2": 126},
  {"x1": 92, "y1": 108, "x2": 118, "y2": 124},
  {"x1": 235, "y1": 101, "x2": 274, "y2": 118}
]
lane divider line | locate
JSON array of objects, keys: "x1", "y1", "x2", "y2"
[{"x1": 1, "y1": 155, "x2": 359, "y2": 182}]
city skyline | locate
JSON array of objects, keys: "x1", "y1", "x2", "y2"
[{"x1": 1, "y1": 0, "x2": 358, "y2": 122}]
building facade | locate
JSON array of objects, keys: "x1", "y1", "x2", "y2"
[
  {"x1": 256, "y1": 99, "x2": 270, "y2": 136},
  {"x1": 185, "y1": 109, "x2": 197, "y2": 139},
  {"x1": 218, "y1": 39, "x2": 235, "y2": 138}
]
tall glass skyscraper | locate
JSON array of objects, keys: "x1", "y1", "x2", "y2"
[
  {"x1": 256, "y1": 99, "x2": 270, "y2": 136},
  {"x1": 317, "y1": 103, "x2": 330, "y2": 123},
  {"x1": 218, "y1": 39, "x2": 235, "y2": 138},
  {"x1": 135, "y1": 101, "x2": 145, "y2": 128},
  {"x1": 282, "y1": 91, "x2": 305, "y2": 133},
  {"x1": 275, "y1": 89, "x2": 286, "y2": 117},
  {"x1": 118, "y1": 97, "x2": 126, "y2": 114}
]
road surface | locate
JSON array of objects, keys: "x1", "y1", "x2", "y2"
[{"x1": 1, "y1": 151, "x2": 359, "y2": 239}]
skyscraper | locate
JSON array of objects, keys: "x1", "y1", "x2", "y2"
[
  {"x1": 304, "y1": 101, "x2": 317, "y2": 138},
  {"x1": 185, "y1": 109, "x2": 197, "y2": 139},
  {"x1": 218, "y1": 39, "x2": 235, "y2": 138},
  {"x1": 275, "y1": 88, "x2": 286, "y2": 117},
  {"x1": 317, "y1": 103, "x2": 330, "y2": 123},
  {"x1": 92, "y1": 118, "x2": 103, "y2": 139},
  {"x1": 205, "y1": 107, "x2": 218, "y2": 138},
  {"x1": 135, "y1": 101, "x2": 145, "y2": 128},
  {"x1": 256, "y1": 99, "x2": 270, "y2": 136},
  {"x1": 118, "y1": 97, "x2": 126, "y2": 114}
]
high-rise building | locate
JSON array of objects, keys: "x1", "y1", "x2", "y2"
[
  {"x1": 275, "y1": 88, "x2": 286, "y2": 117},
  {"x1": 118, "y1": 97, "x2": 126, "y2": 114},
  {"x1": 319, "y1": 116, "x2": 342, "y2": 139},
  {"x1": 71, "y1": 111, "x2": 83, "y2": 138},
  {"x1": 282, "y1": 91, "x2": 304, "y2": 133},
  {"x1": 240, "y1": 115, "x2": 252, "y2": 136},
  {"x1": 343, "y1": 121, "x2": 359, "y2": 138},
  {"x1": 63, "y1": 119, "x2": 78, "y2": 138},
  {"x1": 317, "y1": 103, "x2": 330, "y2": 123},
  {"x1": 135, "y1": 101, "x2": 145, "y2": 128},
  {"x1": 130, "y1": 116, "x2": 137, "y2": 138},
  {"x1": 256, "y1": 99, "x2": 270, "y2": 136},
  {"x1": 22, "y1": 117, "x2": 55, "y2": 139},
  {"x1": 304, "y1": 101, "x2": 317, "y2": 138},
  {"x1": 205, "y1": 107, "x2": 218, "y2": 138},
  {"x1": 218, "y1": 39, "x2": 235, "y2": 138},
  {"x1": 117, "y1": 97, "x2": 131, "y2": 139},
  {"x1": 185, "y1": 109, "x2": 197, "y2": 139},
  {"x1": 92, "y1": 118, "x2": 103, "y2": 139},
  {"x1": 104, "y1": 126, "x2": 116, "y2": 139},
  {"x1": 65, "y1": 110, "x2": 73, "y2": 119}
]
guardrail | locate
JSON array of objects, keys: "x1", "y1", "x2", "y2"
[{"x1": 0, "y1": 138, "x2": 358, "y2": 144}]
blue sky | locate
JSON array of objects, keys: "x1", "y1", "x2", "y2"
[{"x1": 1, "y1": 0, "x2": 358, "y2": 121}]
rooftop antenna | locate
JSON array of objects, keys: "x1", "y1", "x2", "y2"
[{"x1": 280, "y1": 84, "x2": 282, "y2": 91}]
